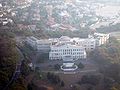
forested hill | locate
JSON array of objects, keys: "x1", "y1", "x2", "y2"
[{"x1": 0, "y1": 35, "x2": 19, "y2": 90}]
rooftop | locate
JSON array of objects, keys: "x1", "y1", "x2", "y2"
[
  {"x1": 94, "y1": 33, "x2": 109, "y2": 36},
  {"x1": 59, "y1": 36, "x2": 71, "y2": 41},
  {"x1": 29, "y1": 36, "x2": 38, "y2": 41}
]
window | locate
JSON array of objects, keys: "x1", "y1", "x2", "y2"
[
  {"x1": 55, "y1": 53, "x2": 58, "y2": 55},
  {"x1": 91, "y1": 41, "x2": 94, "y2": 43}
]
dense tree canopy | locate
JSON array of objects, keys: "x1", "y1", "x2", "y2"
[
  {"x1": 90, "y1": 37, "x2": 120, "y2": 90},
  {"x1": 90, "y1": 37, "x2": 120, "y2": 66},
  {"x1": 0, "y1": 35, "x2": 19, "y2": 89}
]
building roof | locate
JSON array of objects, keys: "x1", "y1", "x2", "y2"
[
  {"x1": 59, "y1": 36, "x2": 71, "y2": 41},
  {"x1": 94, "y1": 33, "x2": 109, "y2": 37},
  {"x1": 29, "y1": 36, "x2": 38, "y2": 41},
  {"x1": 51, "y1": 43, "x2": 84, "y2": 49},
  {"x1": 71, "y1": 38, "x2": 95, "y2": 42}
]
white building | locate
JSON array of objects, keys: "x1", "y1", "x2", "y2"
[
  {"x1": 94, "y1": 33, "x2": 109, "y2": 46},
  {"x1": 26, "y1": 36, "x2": 38, "y2": 48},
  {"x1": 36, "y1": 39, "x2": 51, "y2": 51},
  {"x1": 72, "y1": 38, "x2": 96, "y2": 51},
  {"x1": 26, "y1": 36, "x2": 51, "y2": 51},
  {"x1": 26, "y1": 32, "x2": 109, "y2": 59},
  {"x1": 88, "y1": 33, "x2": 109, "y2": 46},
  {"x1": 49, "y1": 44, "x2": 86, "y2": 60}
]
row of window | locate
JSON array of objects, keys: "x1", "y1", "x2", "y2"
[
  {"x1": 51, "y1": 49, "x2": 84, "y2": 52},
  {"x1": 49, "y1": 56, "x2": 85, "y2": 60},
  {"x1": 37, "y1": 44, "x2": 50, "y2": 46},
  {"x1": 78, "y1": 41, "x2": 95, "y2": 44},
  {"x1": 51, "y1": 52, "x2": 84, "y2": 55},
  {"x1": 85, "y1": 48, "x2": 94, "y2": 50},
  {"x1": 84, "y1": 45, "x2": 95, "y2": 47}
]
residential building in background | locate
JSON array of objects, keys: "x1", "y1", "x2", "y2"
[
  {"x1": 94, "y1": 33, "x2": 109, "y2": 46},
  {"x1": 88, "y1": 33, "x2": 110, "y2": 46}
]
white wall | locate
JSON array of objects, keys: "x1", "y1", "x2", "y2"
[{"x1": 49, "y1": 44, "x2": 86, "y2": 60}]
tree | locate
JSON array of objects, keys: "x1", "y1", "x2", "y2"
[
  {"x1": 78, "y1": 62, "x2": 84, "y2": 69},
  {"x1": 60, "y1": 81, "x2": 65, "y2": 87},
  {"x1": 103, "y1": 77, "x2": 115, "y2": 89},
  {"x1": 90, "y1": 37, "x2": 120, "y2": 90},
  {"x1": 0, "y1": 36, "x2": 19, "y2": 89},
  {"x1": 111, "y1": 84, "x2": 120, "y2": 90},
  {"x1": 87, "y1": 86, "x2": 93, "y2": 90},
  {"x1": 102, "y1": 64, "x2": 120, "y2": 83},
  {"x1": 54, "y1": 64, "x2": 60, "y2": 70},
  {"x1": 72, "y1": 84, "x2": 81, "y2": 90},
  {"x1": 47, "y1": 72, "x2": 61, "y2": 85},
  {"x1": 21, "y1": 60, "x2": 31, "y2": 76},
  {"x1": 90, "y1": 37, "x2": 120, "y2": 66},
  {"x1": 9, "y1": 76, "x2": 27, "y2": 90},
  {"x1": 47, "y1": 72, "x2": 51, "y2": 80},
  {"x1": 79, "y1": 75, "x2": 100, "y2": 86}
]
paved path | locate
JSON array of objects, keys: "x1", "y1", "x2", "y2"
[{"x1": 40, "y1": 69, "x2": 98, "y2": 74}]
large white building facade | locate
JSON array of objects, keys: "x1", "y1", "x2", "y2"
[
  {"x1": 49, "y1": 44, "x2": 86, "y2": 60},
  {"x1": 26, "y1": 33, "x2": 109, "y2": 60}
]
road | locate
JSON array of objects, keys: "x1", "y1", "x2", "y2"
[
  {"x1": 40, "y1": 69, "x2": 98, "y2": 74},
  {"x1": 35, "y1": 58, "x2": 98, "y2": 75},
  {"x1": 35, "y1": 58, "x2": 97, "y2": 69},
  {"x1": 3, "y1": 46, "x2": 24, "y2": 90}
]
